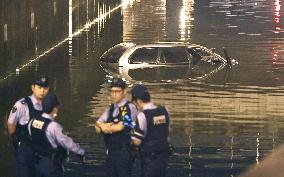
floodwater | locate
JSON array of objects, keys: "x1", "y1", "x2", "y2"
[{"x1": 1, "y1": 0, "x2": 284, "y2": 176}]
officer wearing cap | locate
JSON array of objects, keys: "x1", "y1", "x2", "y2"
[
  {"x1": 95, "y1": 77, "x2": 138, "y2": 177},
  {"x1": 7, "y1": 74, "x2": 50, "y2": 177},
  {"x1": 28, "y1": 94, "x2": 85, "y2": 177},
  {"x1": 131, "y1": 84, "x2": 170, "y2": 177}
]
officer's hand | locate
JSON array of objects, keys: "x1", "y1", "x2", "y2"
[
  {"x1": 77, "y1": 154, "x2": 86, "y2": 165},
  {"x1": 101, "y1": 123, "x2": 112, "y2": 134},
  {"x1": 95, "y1": 124, "x2": 102, "y2": 134}
]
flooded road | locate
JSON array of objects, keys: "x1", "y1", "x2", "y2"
[{"x1": 1, "y1": 0, "x2": 284, "y2": 176}]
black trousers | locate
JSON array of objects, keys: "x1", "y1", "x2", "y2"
[
  {"x1": 141, "y1": 152, "x2": 169, "y2": 177},
  {"x1": 34, "y1": 156, "x2": 63, "y2": 177},
  {"x1": 106, "y1": 145, "x2": 133, "y2": 177},
  {"x1": 16, "y1": 144, "x2": 35, "y2": 177}
]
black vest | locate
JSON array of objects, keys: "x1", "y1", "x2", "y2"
[
  {"x1": 104, "y1": 102, "x2": 132, "y2": 150},
  {"x1": 141, "y1": 106, "x2": 170, "y2": 153},
  {"x1": 29, "y1": 116, "x2": 54, "y2": 157},
  {"x1": 15, "y1": 97, "x2": 43, "y2": 145}
]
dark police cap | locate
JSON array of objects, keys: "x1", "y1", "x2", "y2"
[
  {"x1": 33, "y1": 75, "x2": 49, "y2": 87},
  {"x1": 110, "y1": 78, "x2": 126, "y2": 89},
  {"x1": 131, "y1": 84, "x2": 150, "y2": 100},
  {"x1": 42, "y1": 94, "x2": 60, "y2": 113}
]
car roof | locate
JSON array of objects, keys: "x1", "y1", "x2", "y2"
[{"x1": 118, "y1": 42, "x2": 204, "y2": 49}]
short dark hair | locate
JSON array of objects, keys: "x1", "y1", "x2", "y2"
[
  {"x1": 131, "y1": 84, "x2": 151, "y2": 103},
  {"x1": 42, "y1": 94, "x2": 60, "y2": 113},
  {"x1": 132, "y1": 93, "x2": 151, "y2": 102}
]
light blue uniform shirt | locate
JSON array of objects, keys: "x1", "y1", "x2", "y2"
[
  {"x1": 37, "y1": 113, "x2": 85, "y2": 156},
  {"x1": 131, "y1": 102, "x2": 157, "y2": 140},
  {"x1": 98, "y1": 98, "x2": 138, "y2": 123},
  {"x1": 8, "y1": 95, "x2": 42, "y2": 126}
]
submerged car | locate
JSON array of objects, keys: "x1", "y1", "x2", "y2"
[{"x1": 99, "y1": 42, "x2": 238, "y2": 81}]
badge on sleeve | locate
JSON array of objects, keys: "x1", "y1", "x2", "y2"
[{"x1": 11, "y1": 106, "x2": 17, "y2": 113}]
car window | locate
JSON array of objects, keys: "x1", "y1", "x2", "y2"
[
  {"x1": 129, "y1": 47, "x2": 158, "y2": 64},
  {"x1": 160, "y1": 47, "x2": 189, "y2": 64},
  {"x1": 100, "y1": 45, "x2": 129, "y2": 63}
]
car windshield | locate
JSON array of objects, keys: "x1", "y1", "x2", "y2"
[
  {"x1": 100, "y1": 44, "x2": 130, "y2": 63},
  {"x1": 190, "y1": 47, "x2": 211, "y2": 58},
  {"x1": 129, "y1": 47, "x2": 158, "y2": 64},
  {"x1": 189, "y1": 47, "x2": 223, "y2": 64}
]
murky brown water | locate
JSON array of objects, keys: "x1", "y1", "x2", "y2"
[{"x1": 1, "y1": 0, "x2": 284, "y2": 176}]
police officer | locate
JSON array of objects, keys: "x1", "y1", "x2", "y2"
[
  {"x1": 7, "y1": 75, "x2": 50, "y2": 177},
  {"x1": 28, "y1": 94, "x2": 85, "y2": 177},
  {"x1": 131, "y1": 84, "x2": 170, "y2": 177},
  {"x1": 95, "y1": 77, "x2": 138, "y2": 177}
]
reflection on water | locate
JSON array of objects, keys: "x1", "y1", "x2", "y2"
[
  {"x1": 274, "y1": 0, "x2": 282, "y2": 33},
  {"x1": 121, "y1": 0, "x2": 195, "y2": 42},
  {"x1": 1, "y1": 0, "x2": 284, "y2": 177},
  {"x1": 178, "y1": 0, "x2": 195, "y2": 41},
  {"x1": 122, "y1": 0, "x2": 167, "y2": 43}
]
